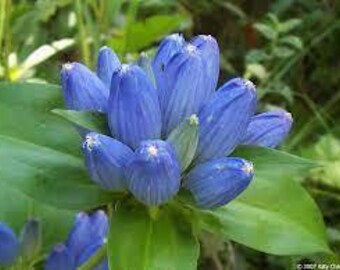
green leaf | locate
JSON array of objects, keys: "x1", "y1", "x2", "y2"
[
  {"x1": 51, "y1": 109, "x2": 109, "y2": 135},
  {"x1": 108, "y1": 204, "x2": 199, "y2": 270},
  {"x1": 233, "y1": 146, "x2": 317, "y2": 179},
  {"x1": 194, "y1": 146, "x2": 330, "y2": 255},
  {"x1": 273, "y1": 46, "x2": 295, "y2": 58},
  {"x1": 253, "y1": 23, "x2": 278, "y2": 40},
  {"x1": 0, "y1": 83, "x2": 114, "y2": 249},
  {"x1": 167, "y1": 115, "x2": 199, "y2": 171},
  {"x1": 279, "y1": 35, "x2": 303, "y2": 50},
  {"x1": 110, "y1": 14, "x2": 191, "y2": 53},
  {"x1": 279, "y1": 18, "x2": 302, "y2": 33}
]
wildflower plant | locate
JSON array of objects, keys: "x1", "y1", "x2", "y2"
[{"x1": 0, "y1": 33, "x2": 331, "y2": 269}]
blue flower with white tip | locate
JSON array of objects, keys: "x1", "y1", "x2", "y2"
[{"x1": 60, "y1": 34, "x2": 292, "y2": 209}]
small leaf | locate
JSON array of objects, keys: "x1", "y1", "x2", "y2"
[
  {"x1": 167, "y1": 115, "x2": 199, "y2": 171},
  {"x1": 108, "y1": 204, "x2": 199, "y2": 270},
  {"x1": 253, "y1": 23, "x2": 277, "y2": 40},
  {"x1": 245, "y1": 49, "x2": 269, "y2": 63},
  {"x1": 51, "y1": 109, "x2": 109, "y2": 135},
  {"x1": 279, "y1": 36, "x2": 303, "y2": 50},
  {"x1": 273, "y1": 46, "x2": 295, "y2": 58},
  {"x1": 245, "y1": 63, "x2": 268, "y2": 81},
  {"x1": 279, "y1": 18, "x2": 302, "y2": 33}
]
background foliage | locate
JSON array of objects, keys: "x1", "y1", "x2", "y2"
[{"x1": 1, "y1": 0, "x2": 340, "y2": 269}]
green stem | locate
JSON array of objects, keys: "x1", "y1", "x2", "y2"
[
  {"x1": 77, "y1": 242, "x2": 107, "y2": 270},
  {"x1": 75, "y1": 0, "x2": 91, "y2": 67}
]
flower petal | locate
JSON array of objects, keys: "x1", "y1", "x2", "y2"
[
  {"x1": 82, "y1": 132, "x2": 133, "y2": 190},
  {"x1": 152, "y1": 33, "x2": 185, "y2": 90},
  {"x1": 184, "y1": 157, "x2": 254, "y2": 209},
  {"x1": 0, "y1": 223, "x2": 18, "y2": 266},
  {"x1": 195, "y1": 78, "x2": 257, "y2": 162},
  {"x1": 240, "y1": 109, "x2": 293, "y2": 148},
  {"x1": 96, "y1": 46, "x2": 121, "y2": 89},
  {"x1": 108, "y1": 64, "x2": 161, "y2": 149},
  {"x1": 61, "y1": 62, "x2": 109, "y2": 112},
  {"x1": 44, "y1": 244, "x2": 75, "y2": 270},
  {"x1": 160, "y1": 44, "x2": 208, "y2": 136},
  {"x1": 191, "y1": 35, "x2": 220, "y2": 94},
  {"x1": 125, "y1": 140, "x2": 181, "y2": 206}
]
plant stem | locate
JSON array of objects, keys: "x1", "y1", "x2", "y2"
[
  {"x1": 75, "y1": 0, "x2": 91, "y2": 67},
  {"x1": 77, "y1": 242, "x2": 107, "y2": 270}
]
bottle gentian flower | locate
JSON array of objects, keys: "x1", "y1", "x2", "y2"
[
  {"x1": 45, "y1": 210, "x2": 108, "y2": 270},
  {"x1": 0, "y1": 222, "x2": 19, "y2": 266},
  {"x1": 59, "y1": 34, "x2": 293, "y2": 209}
]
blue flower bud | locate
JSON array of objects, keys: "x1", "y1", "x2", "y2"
[
  {"x1": 125, "y1": 140, "x2": 181, "y2": 206},
  {"x1": 195, "y1": 78, "x2": 257, "y2": 162},
  {"x1": 90, "y1": 210, "x2": 108, "y2": 238},
  {"x1": 96, "y1": 46, "x2": 121, "y2": 89},
  {"x1": 77, "y1": 239, "x2": 104, "y2": 266},
  {"x1": 160, "y1": 44, "x2": 208, "y2": 136},
  {"x1": 0, "y1": 223, "x2": 18, "y2": 266},
  {"x1": 19, "y1": 218, "x2": 41, "y2": 260},
  {"x1": 108, "y1": 65, "x2": 161, "y2": 149},
  {"x1": 44, "y1": 244, "x2": 75, "y2": 270},
  {"x1": 240, "y1": 110, "x2": 293, "y2": 148},
  {"x1": 152, "y1": 33, "x2": 185, "y2": 90},
  {"x1": 82, "y1": 132, "x2": 133, "y2": 190},
  {"x1": 61, "y1": 62, "x2": 109, "y2": 112},
  {"x1": 184, "y1": 158, "x2": 254, "y2": 209},
  {"x1": 191, "y1": 35, "x2": 220, "y2": 94}
]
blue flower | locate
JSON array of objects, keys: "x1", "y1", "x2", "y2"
[
  {"x1": 0, "y1": 222, "x2": 19, "y2": 266},
  {"x1": 240, "y1": 109, "x2": 293, "y2": 148},
  {"x1": 60, "y1": 33, "x2": 293, "y2": 209},
  {"x1": 45, "y1": 210, "x2": 108, "y2": 270},
  {"x1": 125, "y1": 140, "x2": 181, "y2": 206},
  {"x1": 61, "y1": 62, "x2": 109, "y2": 112},
  {"x1": 82, "y1": 132, "x2": 133, "y2": 190},
  {"x1": 108, "y1": 64, "x2": 161, "y2": 149},
  {"x1": 184, "y1": 158, "x2": 254, "y2": 209},
  {"x1": 96, "y1": 46, "x2": 121, "y2": 89}
]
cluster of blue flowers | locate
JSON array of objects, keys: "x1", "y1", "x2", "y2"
[
  {"x1": 0, "y1": 211, "x2": 108, "y2": 269},
  {"x1": 61, "y1": 33, "x2": 293, "y2": 209},
  {"x1": 44, "y1": 210, "x2": 108, "y2": 270}
]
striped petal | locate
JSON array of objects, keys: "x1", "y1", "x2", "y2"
[
  {"x1": 125, "y1": 140, "x2": 181, "y2": 206},
  {"x1": 160, "y1": 44, "x2": 208, "y2": 136},
  {"x1": 96, "y1": 46, "x2": 121, "y2": 89},
  {"x1": 137, "y1": 52, "x2": 156, "y2": 87},
  {"x1": 44, "y1": 244, "x2": 75, "y2": 270},
  {"x1": 152, "y1": 33, "x2": 185, "y2": 91},
  {"x1": 191, "y1": 35, "x2": 220, "y2": 94},
  {"x1": 61, "y1": 62, "x2": 109, "y2": 112},
  {"x1": 240, "y1": 109, "x2": 293, "y2": 148},
  {"x1": 0, "y1": 223, "x2": 18, "y2": 266},
  {"x1": 82, "y1": 132, "x2": 133, "y2": 190},
  {"x1": 184, "y1": 158, "x2": 254, "y2": 209},
  {"x1": 195, "y1": 78, "x2": 257, "y2": 162},
  {"x1": 108, "y1": 64, "x2": 161, "y2": 149}
]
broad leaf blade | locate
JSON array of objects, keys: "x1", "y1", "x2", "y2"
[
  {"x1": 108, "y1": 205, "x2": 199, "y2": 270},
  {"x1": 0, "y1": 83, "x2": 114, "y2": 250}
]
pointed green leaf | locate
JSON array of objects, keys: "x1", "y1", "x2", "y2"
[
  {"x1": 167, "y1": 114, "x2": 199, "y2": 171},
  {"x1": 108, "y1": 205, "x2": 199, "y2": 270},
  {"x1": 51, "y1": 108, "x2": 109, "y2": 135}
]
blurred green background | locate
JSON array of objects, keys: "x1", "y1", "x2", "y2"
[{"x1": 1, "y1": 0, "x2": 340, "y2": 269}]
